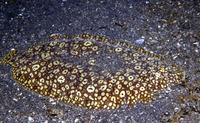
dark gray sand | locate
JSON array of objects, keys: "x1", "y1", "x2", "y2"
[{"x1": 0, "y1": 0, "x2": 199, "y2": 122}]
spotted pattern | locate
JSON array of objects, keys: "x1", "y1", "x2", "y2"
[{"x1": 0, "y1": 33, "x2": 183, "y2": 110}]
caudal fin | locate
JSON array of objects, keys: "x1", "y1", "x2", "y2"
[{"x1": 1, "y1": 49, "x2": 21, "y2": 67}]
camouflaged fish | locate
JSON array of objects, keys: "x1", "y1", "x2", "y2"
[{"x1": 0, "y1": 33, "x2": 183, "y2": 110}]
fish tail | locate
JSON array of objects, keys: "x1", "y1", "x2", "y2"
[{"x1": 0, "y1": 49, "x2": 21, "y2": 67}]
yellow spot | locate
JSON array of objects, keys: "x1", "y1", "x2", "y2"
[
  {"x1": 120, "y1": 91, "x2": 126, "y2": 98},
  {"x1": 70, "y1": 50, "x2": 78, "y2": 55},
  {"x1": 22, "y1": 66, "x2": 27, "y2": 70},
  {"x1": 117, "y1": 84, "x2": 122, "y2": 89},
  {"x1": 48, "y1": 63, "x2": 52, "y2": 68},
  {"x1": 114, "y1": 89, "x2": 119, "y2": 95},
  {"x1": 102, "y1": 96, "x2": 107, "y2": 101},
  {"x1": 76, "y1": 91, "x2": 82, "y2": 96},
  {"x1": 128, "y1": 75, "x2": 134, "y2": 81},
  {"x1": 27, "y1": 68, "x2": 30, "y2": 72},
  {"x1": 126, "y1": 90, "x2": 130, "y2": 95},
  {"x1": 53, "y1": 68, "x2": 60, "y2": 74},
  {"x1": 119, "y1": 76, "x2": 124, "y2": 80},
  {"x1": 98, "y1": 80, "x2": 104, "y2": 84},
  {"x1": 59, "y1": 42, "x2": 65, "y2": 48},
  {"x1": 50, "y1": 52, "x2": 54, "y2": 56},
  {"x1": 142, "y1": 70, "x2": 147, "y2": 75},
  {"x1": 65, "y1": 85, "x2": 69, "y2": 90},
  {"x1": 111, "y1": 96, "x2": 116, "y2": 102},
  {"x1": 106, "y1": 88, "x2": 111, "y2": 92},
  {"x1": 73, "y1": 44, "x2": 79, "y2": 49},
  {"x1": 89, "y1": 72, "x2": 95, "y2": 76},
  {"x1": 101, "y1": 92, "x2": 105, "y2": 96},
  {"x1": 115, "y1": 47, "x2": 122, "y2": 52},
  {"x1": 32, "y1": 64, "x2": 40, "y2": 71},
  {"x1": 108, "y1": 102, "x2": 112, "y2": 107},
  {"x1": 110, "y1": 78, "x2": 116, "y2": 83},
  {"x1": 94, "y1": 93, "x2": 98, "y2": 97},
  {"x1": 155, "y1": 72, "x2": 161, "y2": 78},
  {"x1": 108, "y1": 83, "x2": 112, "y2": 88},
  {"x1": 100, "y1": 85, "x2": 107, "y2": 91},
  {"x1": 134, "y1": 90, "x2": 138, "y2": 95},
  {"x1": 136, "y1": 83, "x2": 140, "y2": 88},
  {"x1": 82, "y1": 46, "x2": 87, "y2": 51},
  {"x1": 70, "y1": 90, "x2": 75, "y2": 94},
  {"x1": 41, "y1": 52, "x2": 50, "y2": 60},
  {"x1": 134, "y1": 66, "x2": 141, "y2": 70},
  {"x1": 72, "y1": 69, "x2": 78, "y2": 74},
  {"x1": 65, "y1": 63, "x2": 72, "y2": 68},
  {"x1": 50, "y1": 41, "x2": 57, "y2": 46},
  {"x1": 49, "y1": 74, "x2": 54, "y2": 78},
  {"x1": 84, "y1": 41, "x2": 93, "y2": 46},
  {"x1": 61, "y1": 87, "x2": 65, "y2": 91},
  {"x1": 82, "y1": 79, "x2": 88, "y2": 84},
  {"x1": 53, "y1": 60, "x2": 60, "y2": 65},
  {"x1": 70, "y1": 75, "x2": 76, "y2": 80},
  {"x1": 81, "y1": 72, "x2": 87, "y2": 77},
  {"x1": 88, "y1": 59, "x2": 96, "y2": 65},
  {"x1": 40, "y1": 66, "x2": 46, "y2": 73},
  {"x1": 89, "y1": 95, "x2": 94, "y2": 100},
  {"x1": 133, "y1": 53, "x2": 139, "y2": 57},
  {"x1": 40, "y1": 78, "x2": 45, "y2": 83},
  {"x1": 62, "y1": 69, "x2": 68, "y2": 74},
  {"x1": 142, "y1": 83, "x2": 147, "y2": 87},
  {"x1": 92, "y1": 46, "x2": 98, "y2": 51},
  {"x1": 53, "y1": 83, "x2": 57, "y2": 88},
  {"x1": 124, "y1": 81, "x2": 128, "y2": 85},
  {"x1": 140, "y1": 87, "x2": 145, "y2": 91},
  {"x1": 130, "y1": 86, "x2": 134, "y2": 90},
  {"x1": 84, "y1": 93, "x2": 88, "y2": 97}
]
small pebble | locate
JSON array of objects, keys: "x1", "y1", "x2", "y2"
[{"x1": 135, "y1": 38, "x2": 144, "y2": 44}]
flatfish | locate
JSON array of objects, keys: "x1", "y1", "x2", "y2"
[{"x1": 0, "y1": 33, "x2": 183, "y2": 110}]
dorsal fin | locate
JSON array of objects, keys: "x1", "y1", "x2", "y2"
[
  {"x1": 26, "y1": 33, "x2": 167, "y2": 62},
  {"x1": 77, "y1": 33, "x2": 166, "y2": 62}
]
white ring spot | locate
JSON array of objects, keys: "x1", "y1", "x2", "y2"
[
  {"x1": 120, "y1": 91, "x2": 126, "y2": 98},
  {"x1": 57, "y1": 75, "x2": 65, "y2": 83},
  {"x1": 87, "y1": 85, "x2": 95, "y2": 93},
  {"x1": 140, "y1": 86, "x2": 145, "y2": 91}
]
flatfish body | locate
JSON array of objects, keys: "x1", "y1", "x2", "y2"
[{"x1": 0, "y1": 33, "x2": 182, "y2": 110}]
